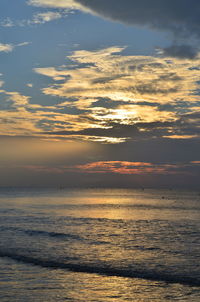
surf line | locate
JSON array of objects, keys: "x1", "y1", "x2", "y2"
[{"x1": 0, "y1": 251, "x2": 199, "y2": 287}]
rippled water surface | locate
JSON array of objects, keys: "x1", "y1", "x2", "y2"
[{"x1": 0, "y1": 188, "x2": 200, "y2": 301}]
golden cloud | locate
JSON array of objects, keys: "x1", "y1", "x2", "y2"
[
  {"x1": 28, "y1": 0, "x2": 84, "y2": 10},
  {"x1": 33, "y1": 47, "x2": 200, "y2": 141},
  {"x1": 0, "y1": 43, "x2": 14, "y2": 52},
  {"x1": 35, "y1": 47, "x2": 200, "y2": 108},
  {"x1": 1, "y1": 47, "x2": 200, "y2": 142}
]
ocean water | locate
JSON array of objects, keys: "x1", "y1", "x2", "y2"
[{"x1": 0, "y1": 188, "x2": 200, "y2": 302}]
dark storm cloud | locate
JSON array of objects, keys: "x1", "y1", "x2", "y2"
[
  {"x1": 160, "y1": 45, "x2": 199, "y2": 59},
  {"x1": 76, "y1": 0, "x2": 200, "y2": 37}
]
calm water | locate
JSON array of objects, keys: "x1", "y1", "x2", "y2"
[{"x1": 0, "y1": 188, "x2": 200, "y2": 301}]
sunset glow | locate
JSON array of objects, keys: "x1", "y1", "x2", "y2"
[{"x1": 0, "y1": 0, "x2": 199, "y2": 187}]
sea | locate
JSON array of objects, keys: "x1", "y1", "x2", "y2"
[{"x1": 0, "y1": 188, "x2": 200, "y2": 302}]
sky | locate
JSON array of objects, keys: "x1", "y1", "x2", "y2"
[{"x1": 0, "y1": 0, "x2": 200, "y2": 188}]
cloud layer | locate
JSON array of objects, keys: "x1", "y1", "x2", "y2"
[
  {"x1": 0, "y1": 43, "x2": 200, "y2": 143},
  {"x1": 28, "y1": 0, "x2": 200, "y2": 38},
  {"x1": 34, "y1": 47, "x2": 200, "y2": 142},
  {"x1": 1, "y1": 45, "x2": 200, "y2": 143}
]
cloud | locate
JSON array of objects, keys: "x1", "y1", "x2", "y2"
[
  {"x1": 2, "y1": 158, "x2": 199, "y2": 187},
  {"x1": 33, "y1": 46, "x2": 200, "y2": 142},
  {"x1": 28, "y1": 0, "x2": 80, "y2": 9},
  {"x1": 18, "y1": 160, "x2": 200, "y2": 178},
  {"x1": 43, "y1": 111, "x2": 200, "y2": 142},
  {"x1": 17, "y1": 42, "x2": 31, "y2": 47},
  {"x1": 36, "y1": 47, "x2": 200, "y2": 107},
  {"x1": 0, "y1": 90, "x2": 30, "y2": 107},
  {"x1": 34, "y1": 50, "x2": 187, "y2": 105},
  {"x1": 0, "y1": 18, "x2": 14, "y2": 27},
  {"x1": 1, "y1": 10, "x2": 65, "y2": 28},
  {"x1": 0, "y1": 42, "x2": 30, "y2": 53},
  {"x1": 34, "y1": 67, "x2": 70, "y2": 80},
  {"x1": 0, "y1": 89, "x2": 49, "y2": 135},
  {"x1": 158, "y1": 45, "x2": 199, "y2": 60},
  {"x1": 0, "y1": 88, "x2": 105, "y2": 137},
  {"x1": 27, "y1": 83, "x2": 33, "y2": 88},
  {"x1": 30, "y1": 11, "x2": 62, "y2": 24},
  {"x1": 71, "y1": 160, "x2": 196, "y2": 176},
  {"x1": 28, "y1": 0, "x2": 200, "y2": 58},
  {"x1": 1, "y1": 45, "x2": 199, "y2": 142},
  {"x1": 191, "y1": 161, "x2": 200, "y2": 164},
  {"x1": 28, "y1": 0, "x2": 200, "y2": 38},
  {"x1": 0, "y1": 43, "x2": 14, "y2": 53},
  {"x1": 42, "y1": 118, "x2": 178, "y2": 143},
  {"x1": 78, "y1": 0, "x2": 200, "y2": 39}
]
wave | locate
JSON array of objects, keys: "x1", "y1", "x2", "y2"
[
  {"x1": 0, "y1": 250, "x2": 199, "y2": 287},
  {"x1": 0, "y1": 226, "x2": 164, "y2": 251},
  {"x1": 0, "y1": 226, "x2": 110, "y2": 246},
  {"x1": 25, "y1": 229, "x2": 81, "y2": 240},
  {"x1": 0, "y1": 226, "x2": 82, "y2": 240},
  {"x1": 38, "y1": 203, "x2": 200, "y2": 211}
]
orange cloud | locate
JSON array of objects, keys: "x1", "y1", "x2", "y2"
[
  {"x1": 18, "y1": 160, "x2": 199, "y2": 177},
  {"x1": 75, "y1": 161, "x2": 173, "y2": 175}
]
